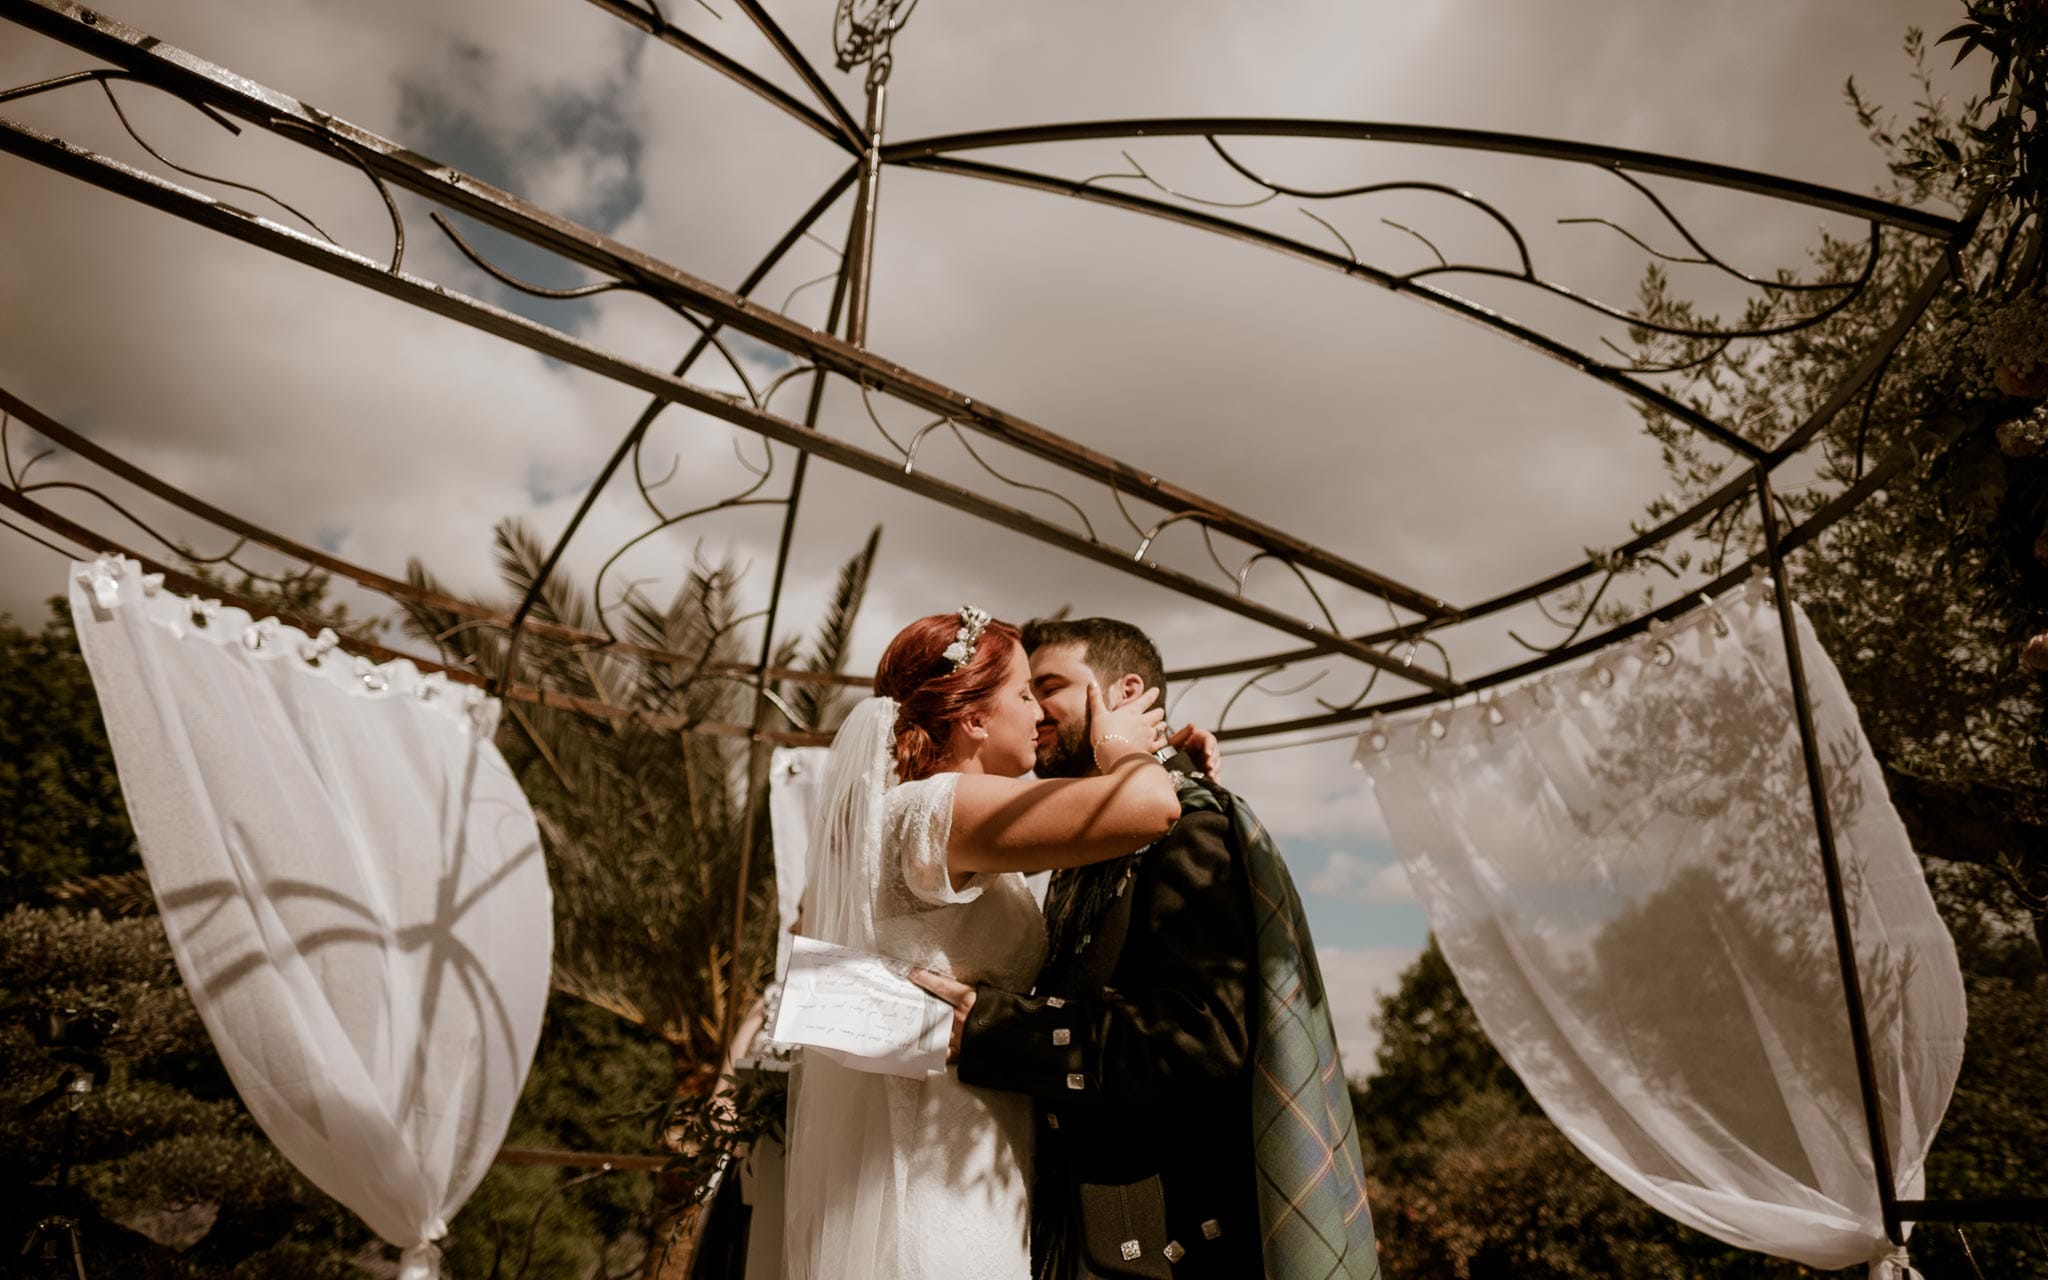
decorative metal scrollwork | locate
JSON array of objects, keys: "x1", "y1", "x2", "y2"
[{"x1": 833, "y1": 0, "x2": 920, "y2": 72}]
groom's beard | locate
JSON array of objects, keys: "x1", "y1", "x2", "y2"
[{"x1": 1034, "y1": 714, "x2": 1094, "y2": 778}]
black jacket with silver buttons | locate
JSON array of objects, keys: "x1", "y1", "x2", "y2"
[{"x1": 957, "y1": 761, "x2": 1262, "y2": 1279}]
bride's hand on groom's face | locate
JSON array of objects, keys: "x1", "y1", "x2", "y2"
[
  {"x1": 909, "y1": 968, "x2": 976, "y2": 1064},
  {"x1": 1088, "y1": 681, "x2": 1167, "y2": 766}
]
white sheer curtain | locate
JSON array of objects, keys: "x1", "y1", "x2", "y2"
[
  {"x1": 769, "y1": 745, "x2": 831, "y2": 982},
  {"x1": 69, "y1": 557, "x2": 552, "y2": 1279},
  {"x1": 1356, "y1": 579, "x2": 1963, "y2": 1277}
]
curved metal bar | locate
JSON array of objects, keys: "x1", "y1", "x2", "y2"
[
  {"x1": 575, "y1": 0, "x2": 860, "y2": 152},
  {"x1": 1316, "y1": 663, "x2": 1383, "y2": 714},
  {"x1": 1216, "y1": 664, "x2": 1326, "y2": 735},
  {"x1": 97, "y1": 77, "x2": 338, "y2": 243},
  {"x1": 941, "y1": 421, "x2": 1099, "y2": 542},
  {"x1": 1763, "y1": 186, "x2": 1993, "y2": 462},
  {"x1": 900, "y1": 416, "x2": 944, "y2": 465},
  {"x1": 731, "y1": 433, "x2": 773, "y2": 479},
  {"x1": 1, "y1": 509, "x2": 81, "y2": 559},
  {"x1": 0, "y1": 419, "x2": 45, "y2": 490},
  {"x1": 1105, "y1": 474, "x2": 1150, "y2": 541},
  {"x1": 431, "y1": 210, "x2": 626, "y2": 300},
  {"x1": 855, "y1": 378, "x2": 916, "y2": 455},
  {"x1": 0, "y1": 68, "x2": 338, "y2": 242},
  {"x1": 879, "y1": 117, "x2": 1960, "y2": 238},
  {"x1": 589, "y1": 494, "x2": 785, "y2": 646},
  {"x1": 1562, "y1": 217, "x2": 1723, "y2": 268},
  {"x1": 1206, "y1": 138, "x2": 1535, "y2": 274},
  {"x1": 1215, "y1": 409, "x2": 1975, "y2": 739},
  {"x1": 1592, "y1": 333, "x2": 1731, "y2": 376},
  {"x1": 0, "y1": 384, "x2": 871, "y2": 689},
  {"x1": 1217, "y1": 126, "x2": 1882, "y2": 344},
  {"x1": 1374, "y1": 215, "x2": 1443, "y2": 268},
  {"x1": 1506, "y1": 562, "x2": 1622, "y2": 654},
  {"x1": 1134, "y1": 509, "x2": 1205, "y2": 562},
  {"x1": 628, "y1": 163, "x2": 856, "y2": 520},
  {"x1": 0, "y1": 0, "x2": 1982, "y2": 737},
  {"x1": 1166, "y1": 187, "x2": 1990, "y2": 687},
  {"x1": 1397, "y1": 221, "x2": 1880, "y2": 341},
  {"x1": 18, "y1": 476, "x2": 255, "y2": 569},
  {"x1": 757, "y1": 363, "x2": 825, "y2": 414},
  {"x1": 0, "y1": 480, "x2": 839, "y2": 746},
  {"x1": 1084, "y1": 147, "x2": 1279, "y2": 210},
  {"x1": 266, "y1": 115, "x2": 404, "y2": 271},
  {"x1": 1598, "y1": 165, "x2": 1876, "y2": 293},
  {"x1": 1235, "y1": 550, "x2": 1346, "y2": 637},
  {"x1": 0, "y1": 115, "x2": 1458, "y2": 686},
  {"x1": 1198, "y1": 523, "x2": 1240, "y2": 584},
  {"x1": 1, "y1": 1, "x2": 1455, "y2": 620},
  {"x1": 731, "y1": 0, "x2": 864, "y2": 150},
  {"x1": 433, "y1": 213, "x2": 773, "y2": 410},
  {"x1": 781, "y1": 268, "x2": 840, "y2": 315},
  {"x1": 897, "y1": 153, "x2": 1767, "y2": 461}
]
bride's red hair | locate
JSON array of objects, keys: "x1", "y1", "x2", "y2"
[{"x1": 874, "y1": 612, "x2": 1022, "y2": 782}]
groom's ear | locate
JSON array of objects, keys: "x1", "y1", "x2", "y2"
[{"x1": 1111, "y1": 671, "x2": 1145, "y2": 708}]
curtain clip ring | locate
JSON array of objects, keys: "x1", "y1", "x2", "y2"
[{"x1": 300, "y1": 626, "x2": 339, "y2": 664}]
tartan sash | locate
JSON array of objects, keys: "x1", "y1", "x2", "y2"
[{"x1": 1198, "y1": 783, "x2": 1382, "y2": 1280}]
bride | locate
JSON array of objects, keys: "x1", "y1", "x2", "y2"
[{"x1": 782, "y1": 606, "x2": 1188, "y2": 1280}]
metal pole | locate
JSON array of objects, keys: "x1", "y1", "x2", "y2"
[
  {"x1": 844, "y1": 63, "x2": 888, "y2": 352},
  {"x1": 1754, "y1": 467, "x2": 1903, "y2": 1246},
  {"x1": 715, "y1": 60, "x2": 889, "y2": 1063},
  {"x1": 495, "y1": 163, "x2": 858, "y2": 692}
]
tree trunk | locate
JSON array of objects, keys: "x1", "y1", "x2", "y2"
[
  {"x1": 641, "y1": 1195, "x2": 708, "y2": 1280},
  {"x1": 1883, "y1": 765, "x2": 2048, "y2": 958},
  {"x1": 641, "y1": 1050, "x2": 722, "y2": 1278}
]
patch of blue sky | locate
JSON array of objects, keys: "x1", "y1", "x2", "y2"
[
  {"x1": 394, "y1": 81, "x2": 643, "y2": 335},
  {"x1": 727, "y1": 331, "x2": 797, "y2": 373},
  {"x1": 1282, "y1": 833, "x2": 1431, "y2": 953}
]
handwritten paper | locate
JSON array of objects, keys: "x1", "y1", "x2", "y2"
[{"x1": 769, "y1": 935, "x2": 953, "y2": 1078}]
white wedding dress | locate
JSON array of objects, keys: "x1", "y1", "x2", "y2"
[{"x1": 783, "y1": 704, "x2": 1047, "y2": 1280}]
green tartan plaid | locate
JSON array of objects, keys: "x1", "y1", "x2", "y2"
[{"x1": 1190, "y1": 783, "x2": 1381, "y2": 1280}]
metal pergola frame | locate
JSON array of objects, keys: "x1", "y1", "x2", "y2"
[{"x1": 1, "y1": 0, "x2": 2038, "y2": 1245}]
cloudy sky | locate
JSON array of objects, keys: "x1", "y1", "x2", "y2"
[{"x1": 0, "y1": 0, "x2": 1970, "y2": 1066}]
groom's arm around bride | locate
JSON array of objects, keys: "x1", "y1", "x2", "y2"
[
  {"x1": 960, "y1": 761, "x2": 1260, "y2": 1280},
  {"x1": 924, "y1": 617, "x2": 1382, "y2": 1280},
  {"x1": 951, "y1": 618, "x2": 1267, "y2": 1279}
]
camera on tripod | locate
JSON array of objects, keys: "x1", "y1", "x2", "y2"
[
  {"x1": 13, "y1": 1002, "x2": 120, "y2": 1280},
  {"x1": 18, "y1": 1003, "x2": 117, "y2": 1117}
]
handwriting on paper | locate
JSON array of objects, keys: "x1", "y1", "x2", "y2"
[{"x1": 769, "y1": 935, "x2": 952, "y2": 1078}]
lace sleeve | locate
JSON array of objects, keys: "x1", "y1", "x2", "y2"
[{"x1": 886, "y1": 773, "x2": 982, "y2": 907}]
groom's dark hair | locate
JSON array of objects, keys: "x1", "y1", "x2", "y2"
[{"x1": 1021, "y1": 617, "x2": 1167, "y2": 701}]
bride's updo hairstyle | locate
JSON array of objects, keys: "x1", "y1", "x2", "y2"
[{"x1": 874, "y1": 612, "x2": 1023, "y2": 782}]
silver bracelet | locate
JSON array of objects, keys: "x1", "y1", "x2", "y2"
[{"x1": 1093, "y1": 731, "x2": 1157, "y2": 767}]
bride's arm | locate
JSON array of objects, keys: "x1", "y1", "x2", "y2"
[
  {"x1": 946, "y1": 681, "x2": 1180, "y2": 875},
  {"x1": 947, "y1": 757, "x2": 1181, "y2": 875}
]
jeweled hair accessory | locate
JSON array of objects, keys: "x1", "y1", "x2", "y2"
[{"x1": 943, "y1": 605, "x2": 992, "y2": 670}]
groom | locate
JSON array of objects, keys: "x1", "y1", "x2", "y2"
[{"x1": 920, "y1": 618, "x2": 1380, "y2": 1280}]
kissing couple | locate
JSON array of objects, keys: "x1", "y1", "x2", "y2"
[{"x1": 781, "y1": 608, "x2": 1380, "y2": 1280}]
